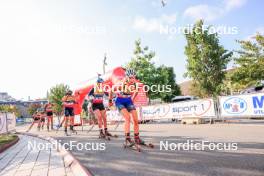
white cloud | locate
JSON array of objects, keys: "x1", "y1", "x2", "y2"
[
  {"x1": 255, "y1": 27, "x2": 264, "y2": 34},
  {"x1": 184, "y1": 4, "x2": 223, "y2": 21},
  {"x1": 133, "y1": 14, "x2": 176, "y2": 33},
  {"x1": 245, "y1": 27, "x2": 264, "y2": 41},
  {"x1": 184, "y1": 0, "x2": 247, "y2": 21},
  {"x1": 225, "y1": 0, "x2": 247, "y2": 11}
]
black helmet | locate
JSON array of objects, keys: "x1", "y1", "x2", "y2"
[
  {"x1": 125, "y1": 68, "x2": 136, "y2": 77},
  {"x1": 66, "y1": 90, "x2": 73, "y2": 95}
]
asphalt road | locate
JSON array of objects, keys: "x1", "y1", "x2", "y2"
[{"x1": 21, "y1": 122, "x2": 264, "y2": 176}]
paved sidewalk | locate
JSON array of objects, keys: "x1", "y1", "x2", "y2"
[{"x1": 0, "y1": 135, "x2": 73, "y2": 176}]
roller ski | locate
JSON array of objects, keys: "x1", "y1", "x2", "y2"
[
  {"x1": 123, "y1": 133, "x2": 141, "y2": 152},
  {"x1": 141, "y1": 142, "x2": 154, "y2": 148},
  {"x1": 99, "y1": 130, "x2": 110, "y2": 140},
  {"x1": 137, "y1": 139, "x2": 154, "y2": 148},
  {"x1": 104, "y1": 128, "x2": 118, "y2": 138},
  {"x1": 134, "y1": 133, "x2": 154, "y2": 149}
]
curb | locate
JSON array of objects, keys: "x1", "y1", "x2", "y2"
[
  {"x1": 0, "y1": 135, "x2": 19, "y2": 153},
  {"x1": 16, "y1": 132, "x2": 93, "y2": 176}
]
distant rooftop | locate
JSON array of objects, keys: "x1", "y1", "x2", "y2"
[{"x1": 0, "y1": 92, "x2": 16, "y2": 101}]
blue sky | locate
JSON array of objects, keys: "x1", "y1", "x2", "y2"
[{"x1": 0, "y1": 0, "x2": 263, "y2": 99}]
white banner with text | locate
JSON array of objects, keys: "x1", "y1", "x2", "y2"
[
  {"x1": 220, "y1": 93, "x2": 264, "y2": 117},
  {"x1": 141, "y1": 98, "x2": 216, "y2": 120}
]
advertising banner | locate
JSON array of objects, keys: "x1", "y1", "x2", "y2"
[
  {"x1": 74, "y1": 115, "x2": 82, "y2": 125},
  {"x1": 106, "y1": 108, "x2": 142, "y2": 122},
  {"x1": 7, "y1": 113, "x2": 16, "y2": 131},
  {"x1": 106, "y1": 110, "x2": 123, "y2": 122},
  {"x1": 0, "y1": 113, "x2": 7, "y2": 134},
  {"x1": 141, "y1": 104, "x2": 172, "y2": 120},
  {"x1": 141, "y1": 98, "x2": 216, "y2": 120},
  {"x1": 220, "y1": 93, "x2": 264, "y2": 117}
]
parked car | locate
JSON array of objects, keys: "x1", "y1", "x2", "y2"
[
  {"x1": 240, "y1": 84, "x2": 264, "y2": 94},
  {"x1": 171, "y1": 96, "x2": 198, "y2": 103}
]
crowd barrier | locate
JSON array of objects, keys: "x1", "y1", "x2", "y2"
[
  {"x1": 106, "y1": 92, "x2": 264, "y2": 122},
  {"x1": 0, "y1": 112, "x2": 16, "y2": 134}
]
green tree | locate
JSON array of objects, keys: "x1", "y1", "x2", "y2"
[
  {"x1": 155, "y1": 65, "x2": 181, "y2": 102},
  {"x1": 231, "y1": 33, "x2": 264, "y2": 88},
  {"x1": 127, "y1": 39, "x2": 181, "y2": 102},
  {"x1": 184, "y1": 20, "x2": 233, "y2": 97},
  {"x1": 127, "y1": 39, "x2": 156, "y2": 86},
  {"x1": 47, "y1": 84, "x2": 70, "y2": 115},
  {"x1": 0, "y1": 105, "x2": 21, "y2": 117}
]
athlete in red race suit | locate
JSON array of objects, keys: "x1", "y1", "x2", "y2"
[
  {"x1": 44, "y1": 102, "x2": 54, "y2": 131},
  {"x1": 62, "y1": 90, "x2": 77, "y2": 136},
  {"x1": 89, "y1": 77, "x2": 113, "y2": 138}
]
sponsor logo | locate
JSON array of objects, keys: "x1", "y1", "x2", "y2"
[
  {"x1": 172, "y1": 99, "x2": 213, "y2": 116},
  {"x1": 252, "y1": 95, "x2": 264, "y2": 115},
  {"x1": 142, "y1": 105, "x2": 170, "y2": 118},
  {"x1": 253, "y1": 95, "x2": 264, "y2": 109},
  {"x1": 223, "y1": 97, "x2": 247, "y2": 114}
]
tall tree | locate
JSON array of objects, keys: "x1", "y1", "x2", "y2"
[
  {"x1": 48, "y1": 84, "x2": 70, "y2": 115},
  {"x1": 127, "y1": 39, "x2": 181, "y2": 102},
  {"x1": 127, "y1": 39, "x2": 156, "y2": 86},
  {"x1": 156, "y1": 65, "x2": 181, "y2": 102},
  {"x1": 231, "y1": 33, "x2": 264, "y2": 88},
  {"x1": 184, "y1": 20, "x2": 232, "y2": 97}
]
